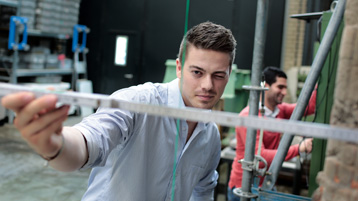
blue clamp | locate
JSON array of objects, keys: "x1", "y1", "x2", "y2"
[
  {"x1": 8, "y1": 16, "x2": 29, "y2": 51},
  {"x1": 72, "y1": 24, "x2": 90, "y2": 53}
]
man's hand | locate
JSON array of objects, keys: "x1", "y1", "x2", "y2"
[
  {"x1": 1, "y1": 92, "x2": 70, "y2": 159},
  {"x1": 299, "y1": 138, "x2": 313, "y2": 153}
]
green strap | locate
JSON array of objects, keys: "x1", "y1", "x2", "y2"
[{"x1": 171, "y1": 0, "x2": 190, "y2": 200}]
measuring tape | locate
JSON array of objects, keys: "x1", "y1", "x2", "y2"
[{"x1": 0, "y1": 82, "x2": 357, "y2": 143}]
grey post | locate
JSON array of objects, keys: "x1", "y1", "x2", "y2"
[
  {"x1": 262, "y1": 0, "x2": 346, "y2": 190},
  {"x1": 235, "y1": 0, "x2": 270, "y2": 200}
]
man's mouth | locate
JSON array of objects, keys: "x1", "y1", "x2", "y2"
[
  {"x1": 277, "y1": 96, "x2": 284, "y2": 102},
  {"x1": 197, "y1": 95, "x2": 215, "y2": 101}
]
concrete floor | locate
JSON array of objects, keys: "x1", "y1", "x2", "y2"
[{"x1": 0, "y1": 116, "x2": 89, "y2": 201}]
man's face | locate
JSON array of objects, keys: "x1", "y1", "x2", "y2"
[
  {"x1": 176, "y1": 46, "x2": 231, "y2": 109},
  {"x1": 266, "y1": 77, "x2": 287, "y2": 106}
]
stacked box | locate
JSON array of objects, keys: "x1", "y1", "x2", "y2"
[
  {"x1": 20, "y1": 0, "x2": 37, "y2": 30},
  {"x1": 36, "y1": 0, "x2": 81, "y2": 35},
  {"x1": 0, "y1": 0, "x2": 80, "y2": 35}
]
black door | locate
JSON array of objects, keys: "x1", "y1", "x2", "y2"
[{"x1": 100, "y1": 30, "x2": 141, "y2": 94}]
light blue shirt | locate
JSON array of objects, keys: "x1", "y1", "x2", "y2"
[{"x1": 74, "y1": 79, "x2": 221, "y2": 201}]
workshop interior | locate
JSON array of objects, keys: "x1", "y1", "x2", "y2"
[{"x1": 0, "y1": 0, "x2": 357, "y2": 201}]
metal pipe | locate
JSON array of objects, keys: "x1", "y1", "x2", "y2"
[
  {"x1": 262, "y1": 0, "x2": 346, "y2": 190},
  {"x1": 8, "y1": 0, "x2": 23, "y2": 123},
  {"x1": 238, "y1": 0, "x2": 269, "y2": 200}
]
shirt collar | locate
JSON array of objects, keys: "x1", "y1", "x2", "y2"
[
  {"x1": 167, "y1": 78, "x2": 185, "y2": 108},
  {"x1": 259, "y1": 103, "x2": 280, "y2": 118}
]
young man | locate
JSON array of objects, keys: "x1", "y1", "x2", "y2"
[
  {"x1": 1, "y1": 21, "x2": 236, "y2": 201},
  {"x1": 227, "y1": 67, "x2": 316, "y2": 201}
]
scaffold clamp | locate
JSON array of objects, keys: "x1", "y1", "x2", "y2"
[
  {"x1": 72, "y1": 24, "x2": 90, "y2": 53},
  {"x1": 8, "y1": 16, "x2": 29, "y2": 51}
]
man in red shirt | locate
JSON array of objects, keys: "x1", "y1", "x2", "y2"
[{"x1": 227, "y1": 66, "x2": 316, "y2": 201}]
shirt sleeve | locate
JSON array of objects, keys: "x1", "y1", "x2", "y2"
[
  {"x1": 74, "y1": 88, "x2": 142, "y2": 170},
  {"x1": 304, "y1": 87, "x2": 317, "y2": 116},
  {"x1": 75, "y1": 106, "x2": 135, "y2": 170},
  {"x1": 280, "y1": 88, "x2": 317, "y2": 118},
  {"x1": 236, "y1": 126, "x2": 299, "y2": 168}
]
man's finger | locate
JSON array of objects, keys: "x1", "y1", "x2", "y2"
[
  {"x1": 15, "y1": 95, "x2": 58, "y2": 129},
  {"x1": 30, "y1": 114, "x2": 69, "y2": 156},
  {"x1": 21, "y1": 105, "x2": 70, "y2": 138},
  {"x1": 1, "y1": 92, "x2": 35, "y2": 113}
]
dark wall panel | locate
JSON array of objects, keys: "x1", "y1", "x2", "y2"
[
  {"x1": 265, "y1": 0, "x2": 285, "y2": 68},
  {"x1": 79, "y1": 0, "x2": 285, "y2": 94},
  {"x1": 140, "y1": 0, "x2": 235, "y2": 83},
  {"x1": 139, "y1": 0, "x2": 185, "y2": 84},
  {"x1": 78, "y1": 1, "x2": 104, "y2": 93},
  {"x1": 232, "y1": 0, "x2": 257, "y2": 69}
]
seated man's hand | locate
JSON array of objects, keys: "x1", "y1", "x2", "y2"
[
  {"x1": 299, "y1": 138, "x2": 313, "y2": 153},
  {"x1": 1, "y1": 92, "x2": 69, "y2": 159}
]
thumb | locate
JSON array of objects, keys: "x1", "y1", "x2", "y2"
[{"x1": 305, "y1": 138, "x2": 313, "y2": 153}]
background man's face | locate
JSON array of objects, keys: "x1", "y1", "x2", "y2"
[{"x1": 266, "y1": 77, "x2": 287, "y2": 106}]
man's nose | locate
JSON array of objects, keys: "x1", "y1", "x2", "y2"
[
  {"x1": 201, "y1": 76, "x2": 214, "y2": 91},
  {"x1": 282, "y1": 88, "x2": 287, "y2": 96}
]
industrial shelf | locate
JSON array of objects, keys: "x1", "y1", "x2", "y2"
[
  {"x1": 28, "y1": 29, "x2": 70, "y2": 40},
  {"x1": 0, "y1": 28, "x2": 71, "y2": 39},
  {"x1": 14, "y1": 68, "x2": 73, "y2": 76},
  {"x1": 0, "y1": 67, "x2": 73, "y2": 77},
  {"x1": 0, "y1": 0, "x2": 18, "y2": 8},
  {"x1": 0, "y1": 0, "x2": 80, "y2": 124},
  {"x1": 0, "y1": 0, "x2": 73, "y2": 84}
]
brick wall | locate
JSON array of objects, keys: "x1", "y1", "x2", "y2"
[
  {"x1": 281, "y1": 0, "x2": 307, "y2": 103},
  {"x1": 313, "y1": 0, "x2": 358, "y2": 200},
  {"x1": 281, "y1": 0, "x2": 307, "y2": 73}
]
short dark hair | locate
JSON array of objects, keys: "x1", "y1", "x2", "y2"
[
  {"x1": 262, "y1": 66, "x2": 287, "y2": 85},
  {"x1": 178, "y1": 21, "x2": 237, "y2": 67}
]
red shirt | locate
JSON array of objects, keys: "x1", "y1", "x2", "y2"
[{"x1": 228, "y1": 90, "x2": 316, "y2": 188}]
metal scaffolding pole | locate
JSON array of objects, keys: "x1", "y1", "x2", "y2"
[
  {"x1": 262, "y1": 0, "x2": 346, "y2": 191},
  {"x1": 235, "y1": 0, "x2": 269, "y2": 200}
]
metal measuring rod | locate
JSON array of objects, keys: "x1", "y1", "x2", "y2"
[{"x1": 0, "y1": 82, "x2": 357, "y2": 143}]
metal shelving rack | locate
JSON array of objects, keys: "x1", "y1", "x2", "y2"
[
  {"x1": 0, "y1": 0, "x2": 18, "y2": 7},
  {"x1": 0, "y1": 0, "x2": 75, "y2": 86},
  {"x1": 27, "y1": 29, "x2": 69, "y2": 40},
  {"x1": 0, "y1": 0, "x2": 76, "y2": 122}
]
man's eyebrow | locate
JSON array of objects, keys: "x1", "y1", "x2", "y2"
[
  {"x1": 277, "y1": 84, "x2": 287, "y2": 88},
  {"x1": 214, "y1": 68, "x2": 230, "y2": 75},
  {"x1": 214, "y1": 71, "x2": 229, "y2": 74},
  {"x1": 189, "y1": 65, "x2": 229, "y2": 74},
  {"x1": 189, "y1": 65, "x2": 205, "y2": 71}
]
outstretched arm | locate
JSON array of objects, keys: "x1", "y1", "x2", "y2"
[
  {"x1": 236, "y1": 126, "x2": 313, "y2": 167},
  {"x1": 1, "y1": 92, "x2": 88, "y2": 172}
]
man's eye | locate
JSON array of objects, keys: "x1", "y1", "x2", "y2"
[
  {"x1": 193, "y1": 71, "x2": 202, "y2": 75},
  {"x1": 215, "y1": 75, "x2": 226, "y2": 79}
]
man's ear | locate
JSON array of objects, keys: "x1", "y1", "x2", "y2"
[{"x1": 176, "y1": 58, "x2": 182, "y2": 79}]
